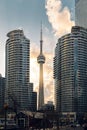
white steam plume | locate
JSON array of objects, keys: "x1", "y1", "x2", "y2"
[{"x1": 45, "y1": 0, "x2": 75, "y2": 37}]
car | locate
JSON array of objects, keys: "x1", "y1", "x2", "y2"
[{"x1": 76, "y1": 124, "x2": 80, "y2": 127}]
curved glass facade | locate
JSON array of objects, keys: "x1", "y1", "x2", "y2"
[
  {"x1": 54, "y1": 26, "x2": 87, "y2": 113},
  {"x1": 5, "y1": 30, "x2": 30, "y2": 111}
]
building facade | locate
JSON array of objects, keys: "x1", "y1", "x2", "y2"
[
  {"x1": 54, "y1": 26, "x2": 87, "y2": 114},
  {"x1": 5, "y1": 29, "x2": 30, "y2": 111},
  {"x1": 37, "y1": 26, "x2": 45, "y2": 110},
  {"x1": 28, "y1": 83, "x2": 37, "y2": 111},
  {"x1": 32, "y1": 92, "x2": 37, "y2": 111},
  {"x1": 41, "y1": 101, "x2": 54, "y2": 112},
  {"x1": 75, "y1": 0, "x2": 87, "y2": 28},
  {"x1": 0, "y1": 74, "x2": 5, "y2": 110}
]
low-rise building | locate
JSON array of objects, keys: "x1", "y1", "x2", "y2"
[{"x1": 0, "y1": 74, "x2": 5, "y2": 110}]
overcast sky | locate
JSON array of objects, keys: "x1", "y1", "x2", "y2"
[{"x1": 0, "y1": 0, "x2": 75, "y2": 103}]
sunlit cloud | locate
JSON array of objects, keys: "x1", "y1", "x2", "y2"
[
  {"x1": 0, "y1": 27, "x2": 7, "y2": 77},
  {"x1": 30, "y1": 42, "x2": 39, "y2": 91},
  {"x1": 44, "y1": 52, "x2": 54, "y2": 102},
  {"x1": 44, "y1": 80, "x2": 54, "y2": 103},
  {"x1": 45, "y1": 0, "x2": 75, "y2": 37}
]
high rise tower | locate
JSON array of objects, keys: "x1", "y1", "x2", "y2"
[
  {"x1": 5, "y1": 29, "x2": 30, "y2": 111},
  {"x1": 54, "y1": 26, "x2": 87, "y2": 114},
  {"x1": 37, "y1": 25, "x2": 45, "y2": 110}
]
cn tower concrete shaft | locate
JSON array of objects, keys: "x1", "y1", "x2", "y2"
[{"x1": 38, "y1": 64, "x2": 44, "y2": 109}]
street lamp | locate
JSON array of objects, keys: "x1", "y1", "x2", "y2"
[{"x1": 4, "y1": 104, "x2": 8, "y2": 130}]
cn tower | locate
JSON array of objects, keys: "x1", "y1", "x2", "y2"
[{"x1": 37, "y1": 24, "x2": 45, "y2": 110}]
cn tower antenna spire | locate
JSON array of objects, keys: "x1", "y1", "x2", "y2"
[
  {"x1": 41, "y1": 21, "x2": 42, "y2": 40},
  {"x1": 40, "y1": 21, "x2": 43, "y2": 54}
]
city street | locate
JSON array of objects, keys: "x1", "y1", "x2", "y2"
[
  {"x1": 59, "y1": 126, "x2": 83, "y2": 130},
  {"x1": 45, "y1": 126, "x2": 84, "y2": 130}
]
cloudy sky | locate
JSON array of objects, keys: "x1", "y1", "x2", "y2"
[{"x1": 0, "y1": 0, "x2": 75, "y2": 104}]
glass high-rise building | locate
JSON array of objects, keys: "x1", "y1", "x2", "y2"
[
  {"x1": 0, "y1": 74, "x2": 5, "y2": 109},
  {"x1": 75, "y1": 0, "x2": 87, "y2": 28},
  {"x1": 28, "y1": 83, "x2": 37, "y2": 111},
  {"x1": 54, "y1": 26, "x2": 87, "y2": 114},
  {"x1": 5, "y1": 29, "x2": 30, "y2": 111}
]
